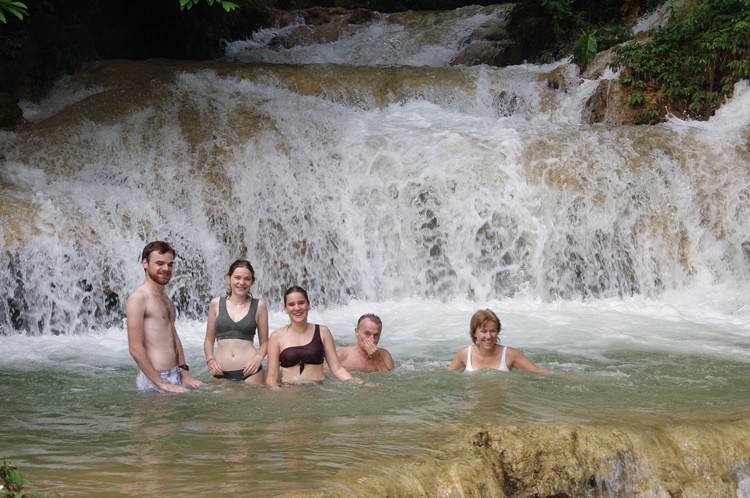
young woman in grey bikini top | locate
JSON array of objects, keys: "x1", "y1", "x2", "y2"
[{"x1": 204, "y1": 260, "x2": 269, "y2": 384}]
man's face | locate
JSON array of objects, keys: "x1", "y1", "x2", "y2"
[
  {"x1": 143, "y1": 251, "x2": 174, "y2": 285},
  {"x1": 355, "y1": 318, "x2": 382, "y2": 347}
]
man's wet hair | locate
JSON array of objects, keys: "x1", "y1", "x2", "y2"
[
  {"x1": 357, "y1": 313, "x2": 382, "y2": 329},
  {"x1": 141, "y1": 241, "x2": 176, "y2": 263}
]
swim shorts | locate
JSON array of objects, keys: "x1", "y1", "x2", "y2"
[{"x1": 135, "y1": 365, "x2": 182, "y2": 392}]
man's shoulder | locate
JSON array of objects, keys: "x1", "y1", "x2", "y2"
[
  {"x1": 127, "y1": 283, "x2": 171, "y2": 311},
  {"x1": 126, "y1": 284, "x2": 149, "y2": 307},
  {"x1": 129, "y1": 282, "x2": 161, "y2": 300},
  {"x1": 337, "y1": 345, "x2": 356, "y2": 358}
]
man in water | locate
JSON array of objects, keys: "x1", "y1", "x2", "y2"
[
  {"x1": 126, "y1": 241, "x2": 203, "y2": 393},
  {"x1": 337, "y1": 313, "x2": 394, "y2": 372}
]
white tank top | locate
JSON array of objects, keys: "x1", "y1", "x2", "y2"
[{"x1": 465, "y1": 345, "x2": 509, "y2": 372}]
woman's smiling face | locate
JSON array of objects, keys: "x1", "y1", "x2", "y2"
[{"x1": 285, "y1": 291, "x2": 310, "y2": 322}]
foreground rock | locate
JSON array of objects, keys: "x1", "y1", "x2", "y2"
[{"x1": 316, "y1": 419, "x2": 750, "y2": 497}]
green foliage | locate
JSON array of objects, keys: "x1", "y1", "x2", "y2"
[
  {"x1": 571, "y1": 29, "x2": 597, "y2": 71},
  {"x1": 179, "y1": 0, "x2": 239, "y2": 12},
  {"x1": 0, "y1": 11, "x2": 77, "y2": 97},
  {"x1": 0, "y1": 0, "x2": 29, "y2": 23},
  {"x1": 594, "y1": 22, "x2": 633, "y2": 51},
  {"x1": 637, "y1": 102, "x2": 660, "y2": 125},
  {"x1": 0, "y1": 459, "x2": 58, "y2": 498},
  {"x1": 541, "y1": 0, "x2": 585, "y2": 42},
  {"x1": 508, "y1": 0, "x2": 635, "y2": 63},
  {"x1": 609, "y1": 0, "x2": 750, "y2": 121}
]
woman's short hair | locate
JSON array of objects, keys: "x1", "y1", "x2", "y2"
[{"x1": 469, "y1": 309, "x2": 502, "y2": 344}]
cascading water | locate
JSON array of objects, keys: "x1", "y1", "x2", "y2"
[
  {"x1": 3, "y1": 60, "x2": 750, "y2": 334},
  {"x1": 1, "y1": 5, "x2": 750, "y2": 497}
]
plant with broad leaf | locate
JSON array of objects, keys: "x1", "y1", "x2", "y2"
[
  {"x1": 0, "y1": 0, "x2": 28, "y2": 23},
  {"x1": 179, "y1": 0, "x2": 239, "y2": 12},
  {"x1": 572, "y1": 29, "x2": 598, "y2": 72}
]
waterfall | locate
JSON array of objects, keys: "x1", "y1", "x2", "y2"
[{"x1": 1, "y1": 10, "x2": 749, "y2": 338}]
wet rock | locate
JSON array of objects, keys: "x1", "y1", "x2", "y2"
[
  {"x1": 739, "y1": 127, "x2": 750, "y2": 160},
  {"x1": 451, "y1": 40, "x2": 521, "y2": 67},
  {"x1": 582, "y1": 49, "x2": 617, "y2": 80},
  {"x1": 589, "y1": 79, "x2": 643, "y2": 125},
  {"x1": 323, "y1": 420, "x2": 750, "y2": 497},
  {"x1": 742, "y1": 240, "x2": 750, "y2": 264},
  {"x1": 269, "y1": 24, "x2": 342, "y2": 49},
  {"x1": 267, "y1": 7, "x2": 380, "y2": 49},
  {"x1": 539, "y1": 63, "x2": 581, "y2": 91},
  {"x1": 478, "y1": 21, "x2": 511, "y2": 42},
  {"x1": 0, "y1": 93, "x2": 22, "y2": 131},
  {"x1": 451, "y1": 5, "x2": 521, "y2": 67}
]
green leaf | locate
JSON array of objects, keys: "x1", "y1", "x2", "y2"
[
  {"x1": 572, "y1": 30, "x2": 597, "y2": 71},
  {"x1": 9, "y1": 467, "x2": 24, "y2": 486},
  {"x1": 8, "y1": 6, "x2": 24, "y2": 19}
]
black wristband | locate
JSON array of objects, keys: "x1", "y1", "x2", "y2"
[{"x1": 178, "y1": 363, "x2": 189, "y2": 371}]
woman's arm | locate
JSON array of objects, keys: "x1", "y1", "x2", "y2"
[
  {"x1": 243, "y1": 299, "x2": 269, "y2": 376},
  {"x1": 255, "y1": 299, "x2": 269, "y2": 359},
  {"x1": 506, "y1": 347, "x2": 548, "y2": 373},
  {"x1": 321, "y1": 326, "x2": 356, "y2": 381},
  {"x1": 448, "y1": 346, "x2": 467, "y2": 370},
  {"x1": 204, "y1": 298, "x2": 222, "y2": 376},
  {"x1": 265, "y1": 329, "x2": 281, "y2": 387}
]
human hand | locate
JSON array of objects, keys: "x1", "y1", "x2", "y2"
[
  {"x1": 243, "y1": 354, "x2": 262, "y2": 376},
  {"x1": 362, "y1": 337, "x2": 378, "y2": 358},
  {"x1": 207, "y1": 358, "x2": 223, "y2": 376},
  {"x1": 159, "y1": 382, "x2": 189, "y2": 393},
  {"x1": 181, "y1": 372, "x2": 204, "y2": 388}
]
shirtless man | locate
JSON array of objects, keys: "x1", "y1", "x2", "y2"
[
  {"x1": 337, "y1": 313, "x2": 394, "y2": 372},
  {"x1": 126, "y1": 241, "x2": 203, "y2": 393}
]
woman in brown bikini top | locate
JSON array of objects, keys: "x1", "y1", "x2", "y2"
[{"x1": 266, "y1": 285, "x2": 360, "y2": 387}]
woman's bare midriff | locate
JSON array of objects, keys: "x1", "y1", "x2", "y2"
[
  {"x1": 215, "y1": 338, "x2": 259, "y2": 370},
  {"x1": 280, "y1": 363, "x2": 325, "y2": 384}
]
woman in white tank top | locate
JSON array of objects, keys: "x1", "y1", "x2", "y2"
[{"x1": 448, "y1": 309, "x2": 545, "y2": 373}]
